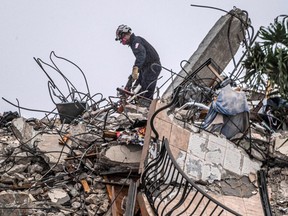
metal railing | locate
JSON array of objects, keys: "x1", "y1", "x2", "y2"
[{"x1": 141, "y1": 138, "x2": 241, "y2": 216}]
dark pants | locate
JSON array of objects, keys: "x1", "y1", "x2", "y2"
[{"x1": 136, "y1": 62, "x2": 161, "y2": 100}]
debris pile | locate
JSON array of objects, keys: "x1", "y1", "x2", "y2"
[
  {"x1": 1, "y1": 7, "x2": 287, "y2": 215},
  {"x1": 0, "y1": 103, "x2": 149, "y2": 215},
  {"x1": 2, "y1": 56, "x2": 288, "y2": 215},
  {"x1": 268, "y1": 167, "x2": 288, "y2": 215},
  {"x1": 163, "y1": 55, "x2": 288, "y2": 214}
]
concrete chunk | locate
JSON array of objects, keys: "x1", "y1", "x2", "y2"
[
  {"x1": 224, "y1": 148, "x2": 242, "y2": 175},
  {"x1": 48, "y1": 188, "x2": 70, "y2": 205},
  {"x1": 163, "y1": 8, "x2": 247, "y2": 99},
  {"x1": 104, "y1": 145, "x2": 142, "y2": 164},
  {"x1": 36, "y1": 134, "x2": 70, "y2": 164}
]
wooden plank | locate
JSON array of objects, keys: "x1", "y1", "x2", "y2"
[
  {"x1": 139, "y1": 99, "x2": 157, "y2": 174},
  {"x1": 104, "y1": 176, "x2": 132, "y2": 216},
  {"x1": 137, "y1": 192, "x2": 156, "y2": 216},
  {"x1": 124, "y1": 181, "x2": 137, "y2": 216},
  {"x1": 111, "y1": 186, "x2": 118, "y2": 216},
  {"x1": 80, "y1": 179, "x2": 90, "y2": 193},
  {"x1": 104, "y1": 176, "x2": 118, "y2": 216},
  {"x1": 207, "y1": 64, "x2": 223, "y2": 82}
]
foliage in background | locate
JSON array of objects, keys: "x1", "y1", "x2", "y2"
[{"x1": 243, "y1": 15, "x2": 288, "y2": 99}]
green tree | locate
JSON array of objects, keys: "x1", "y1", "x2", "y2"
[{"x1": 243, "y1": 15, "x2": 288, "y2": 99}]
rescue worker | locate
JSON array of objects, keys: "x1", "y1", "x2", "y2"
[{"x1": 115, "y1": 24, "x2": 161, "y2": 105}]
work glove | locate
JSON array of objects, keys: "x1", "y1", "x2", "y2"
[{"x1": 132, "y1": 66, "x2": 139, "y2": 80}]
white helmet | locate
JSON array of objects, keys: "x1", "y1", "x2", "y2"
[{"x1": 115, "y1": 24, "x2": 132, "y2": 41}]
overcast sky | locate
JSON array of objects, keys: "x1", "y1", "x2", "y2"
[{"x1": 0, "y1": 1, "x2": 287, "y2": 118}]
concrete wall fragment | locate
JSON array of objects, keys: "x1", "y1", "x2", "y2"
[{"x1": 162, "y1": 8, "x2": 248, "y2": 100}]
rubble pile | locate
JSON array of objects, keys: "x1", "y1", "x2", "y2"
[
  {"x1": 2, "y1": 81, "x2": 288, "y2": 215},
  {"x1": 268, "y1": 167, "x2": 288, "y2": 215},
  {"x1": 0, "y1": 7, "x2": 287, "y2": 215},
  {"x1": 172, "y1": 80, "x2": 288, "y2": 162},
  {"x1": 167, "y1": 70, "x2": 288, "y2": 214},
  {"x1": 0, "y1": 104, "x2": 149, "y2": 215}
]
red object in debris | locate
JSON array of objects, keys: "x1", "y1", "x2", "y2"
[
  {"x1": 138, "y1": 127, "x2": 146, "y2": 136},
  {"x1": 117, "y1": 104, "x2": 124, "y2": 113},
  {"x1": 116, "y1": 131, "x2": 121, "y2": 138},
  {"x1": 116, "y1": 87, "x2": 134, "y2": 96}
]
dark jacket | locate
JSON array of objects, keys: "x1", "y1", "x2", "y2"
[{"x1": 128, "y1": 33, "x2": 160, "y2": 70}]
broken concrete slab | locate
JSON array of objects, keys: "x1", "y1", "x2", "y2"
[
  {"x1": 150, "y1": 100, "x2": 262, "y2": 184},
  {"x1": 36, "y1": 133, "x2": 70, "y2": 165},
  {"x1": 1, "y1": 7, "x2": 287, "y2": 216},
  {"x1": 274, "y1": 133, "x2": 288, "y2": 155},
  {"x1": 162, "y1": 8, "x2": 247, "y2": 100},
  {"x1": 11, "y1": 117, "x2": 38, "y2": 146},
  {"x1": 48, "y1": 188, "x2": 70, "y2": 205},
  {"x1": 103, "y1": 144, "x2": 142, "y2": 165},
  {"x1": 220, "y1": 176, "x2": 257, "y2": 198},
  {"x1": 0, "y1": 191, "x2": 32, "y2": 215},
  {"x1": 186, "y1": 131, "x2": 262, "y2": 180}
]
